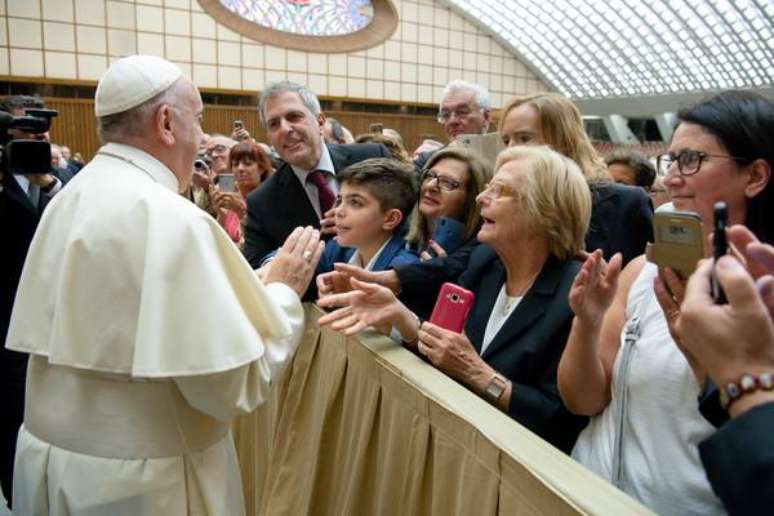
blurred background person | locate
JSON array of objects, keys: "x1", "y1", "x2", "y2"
[
  {"x1": 649, "y1": 174, "x2": 670, "y2": 209},
  {"x1": 605, "y1": 149, "x2": 657, "y2": 190},
  {"x1": 59, "y1": 145, "x2": 83, "y2": 175},
  {"x1": 382, "y1": 128, "x2": 404, "y2": 149},
  {"x1": 323, "y1": 117, "x2": 347, "y2": 144},
  {"x1": 49, "y1": 144, "x2": 73, "y2": 184},
  {"x1": 204, "y1": 134, "x2": 237, "y2": 176},
  {"x1": 0, "y1": 94, "x2": 62, "y2": 505},
  {"x1": 355, "y1": 132, "x2": 411, "y2": 165},
  {"x1": 230, "y1": 140, "x2": 274, "y2": 197},
  {"x1": 209, "y1": 141, "x2": 277, "y2": 248},
  {"x1": 412, "y1": 139, "x2": 443, "y2": 162}
]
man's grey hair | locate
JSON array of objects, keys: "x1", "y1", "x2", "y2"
[
  {"x1": 441, "y1": 80, "x2": 492, "y2": 111},
  {"x1": 97, "y1": 78, "x2": 186, "y2": 144},
  {"x1": 258, "y1": 81, "x2": 321, "y2": 127}
]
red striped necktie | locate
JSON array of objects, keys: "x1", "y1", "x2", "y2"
[{"x1": 307, "y1": 169, "x2": 335, "y2": 214}]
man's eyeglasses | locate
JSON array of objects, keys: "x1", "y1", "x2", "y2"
[
  {"x1": 656, "y1": 150, "x2": 746, "y2": 176},
  {"x1": 437, "y1": 106, "x2": 480, "y2": 123},
  {"x1": 421, "y1": 169, "x2": 463, "y2": 192},
  {"x1": 205, "y1": 145, "x2": 228, "y2": 157},
  {"x1": 480, "y1": 181, "x2": 516, "y2": 201}
]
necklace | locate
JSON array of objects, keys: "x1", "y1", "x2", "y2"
[
  {"x1": 503, "y1": 294, "x2": 520, "y2": 314},
  {"x1": 502, "y1": 270, "x2": 540, "y2": 314}
]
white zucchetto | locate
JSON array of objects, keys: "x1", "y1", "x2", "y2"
[{"x1": 95, "y1": 55, "x2": 182, "y2": 117}]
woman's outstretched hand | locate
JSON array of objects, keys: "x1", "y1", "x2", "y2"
[{"x1": 569, "y1": 250, "x2": 622, "y2": 328}]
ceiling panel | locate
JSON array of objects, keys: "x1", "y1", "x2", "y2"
[{"x1": 443, "y1": 0, "x2": 774, "y2": 99}]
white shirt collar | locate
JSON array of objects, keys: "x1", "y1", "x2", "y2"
[
  {"x1": 96, "y1": 142, "x2": 180, "y2": 192},
  {"x1": 291, "y1": 145, "x2": 335, "y2": 184},
  {"x1": 14, "y1": 173, "x2": 30, "y2": 194},
  {"x1": 347, "y1": 236, "x2": 392, "y2": 271}
]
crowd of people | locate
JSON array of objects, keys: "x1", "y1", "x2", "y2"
[{"x1": 2, "y1": 53, "x2": 773, "y2": 515}]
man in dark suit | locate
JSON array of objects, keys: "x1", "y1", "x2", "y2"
[
  {"x1": 243, "y1": 81, "x2": 390, "y2": 269},
  {"x1": 0, "y1": 95, "x2": 62, "y2": 506}
]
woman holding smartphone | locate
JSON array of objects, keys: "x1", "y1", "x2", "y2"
[
  {"x1": 558, "y1": 91, "x2": 774, "y2": 515},
  {"x1": 319, "y1": 145, "x2": 591, "y2": 453},
  {"x1": 405, "y1": 148, "x2": 489, "y2": 261},
  {"x1": 209, "y1": 142, "x2": 275, "y2": 247}
]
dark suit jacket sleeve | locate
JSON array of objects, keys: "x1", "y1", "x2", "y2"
[
  {"x1": 243, "y1": 190, "x2": 279, "y2": 268},
  {"x1": 389, "y1": 248, "x2": 420, "y2": 269},
  {"x1": 587, "y1": 183, "x2": 653, "y2": 266},
  {"x1": 505, "y1": 350, "x2": 586, "y2": 454},
  {"x1": 699, "y1": 402, "x2": 774, "y2": 516},
  {"x1": 412, "y1": 149, "x2": 434, "y2": 175},
  {"x1": 621, "y1": 186, "x2": 654, "y2": 265},
  {"x1": 393, "y1": 238, "x2": 479, "y2": 318}
]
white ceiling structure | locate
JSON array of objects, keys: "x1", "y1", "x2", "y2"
[{"x1": 443, "y1": 0, "x2": 774, "y2": 116}]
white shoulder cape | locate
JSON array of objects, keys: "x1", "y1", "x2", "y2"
[{"x1": 7, "y1": 143, "x2": 296, "y2": 377}]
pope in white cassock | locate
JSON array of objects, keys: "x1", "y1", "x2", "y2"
[{"x1": 5, "y1": 55, "x2": 324, "y2": 515}]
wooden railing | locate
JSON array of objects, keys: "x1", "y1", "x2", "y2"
[{"x1": 232, "y1": 305, "x2": 652, "y2": 515}]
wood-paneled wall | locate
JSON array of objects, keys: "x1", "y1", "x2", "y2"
[
  {"x1": 44, "y1": 97, "x2": 445, "y2": 162},
  {"x1": 45, "y1": 98, "x2": 101, "y2": 161}
]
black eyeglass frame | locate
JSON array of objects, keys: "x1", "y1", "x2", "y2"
[
  {"x1": 421, "y1": 169, "x2": 463, "y2": 192},
  {"x1": 656, "y1": 150, "x2": 748, "y2": 176}
]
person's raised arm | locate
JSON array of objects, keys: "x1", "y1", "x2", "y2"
[
  {"x1": 318, "y1": 277, "x2": 419, "y2": 340},
  {"x1": 263, "y1": 226, "x2": 324, "y2": 297},
  {"x1": 558, "y1": 252, "x2": 644, "y2": 415}
]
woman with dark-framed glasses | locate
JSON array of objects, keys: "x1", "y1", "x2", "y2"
[
  {"x1": 319, "y1": 145, "x2": 592, "y2": 453},
  {"x1": 404, "y1": 147, "x2": 490, "y2": 261},
  {"x1": 558, "y1": 91, "x2": 774, "y2": 515}
]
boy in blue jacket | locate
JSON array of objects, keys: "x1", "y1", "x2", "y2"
[{"x1": 318, "y1": 158, "x2": 419, "y2": 274}]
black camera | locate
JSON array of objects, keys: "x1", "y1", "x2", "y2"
[{"x1": 0, "y1": 108, "x2": 58, "y2": 175}]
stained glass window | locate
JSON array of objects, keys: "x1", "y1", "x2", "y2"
[{"x1": 219, "y1": 0, "x2": 374, "y2": 36}]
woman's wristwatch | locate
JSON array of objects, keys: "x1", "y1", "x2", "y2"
[{"x1": 484, "y1": 373, "x2": 510, "y2": 405}]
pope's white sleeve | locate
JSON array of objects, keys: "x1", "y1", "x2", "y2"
[{"x1": 173, "y1": 282, "x2": 304, "y2": 422}]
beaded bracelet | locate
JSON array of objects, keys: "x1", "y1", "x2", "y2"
[{"x1": 719, "y1": 372, "x2": 774, "y2": 410}]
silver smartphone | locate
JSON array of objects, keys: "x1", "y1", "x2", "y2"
[
  {"x1": 646, "y1": 210, "x2": 704, "y2": 281},
  {"x1": 218, "y1": 173, "x2": 236, "y2": 193}
]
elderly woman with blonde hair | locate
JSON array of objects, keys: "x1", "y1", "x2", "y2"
[{"x1": 319, "y1": 145, "x2": 591, "y2": 453}]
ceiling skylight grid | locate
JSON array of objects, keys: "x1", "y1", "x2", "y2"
[{"x1": 443, "y1": 0, "x2": 774, "y2": 99}]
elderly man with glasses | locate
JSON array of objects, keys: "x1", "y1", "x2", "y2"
[
  {"x1": 204, "y1": 134, "x2": 238, "y2": 175},
  {"x1": 414, "y1": 80, "x2": 493, "y2": 173}
]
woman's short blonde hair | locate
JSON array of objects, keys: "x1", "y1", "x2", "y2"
[
  {"x1": 494, "y1": 145, "x2": 591, "y2": 260},
  {"x1": 499, "y1": 93, "x2": 609, "y2": 183},
  {"x1": 406, "y1": 147, "x2": 492, "y2": 247}
]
